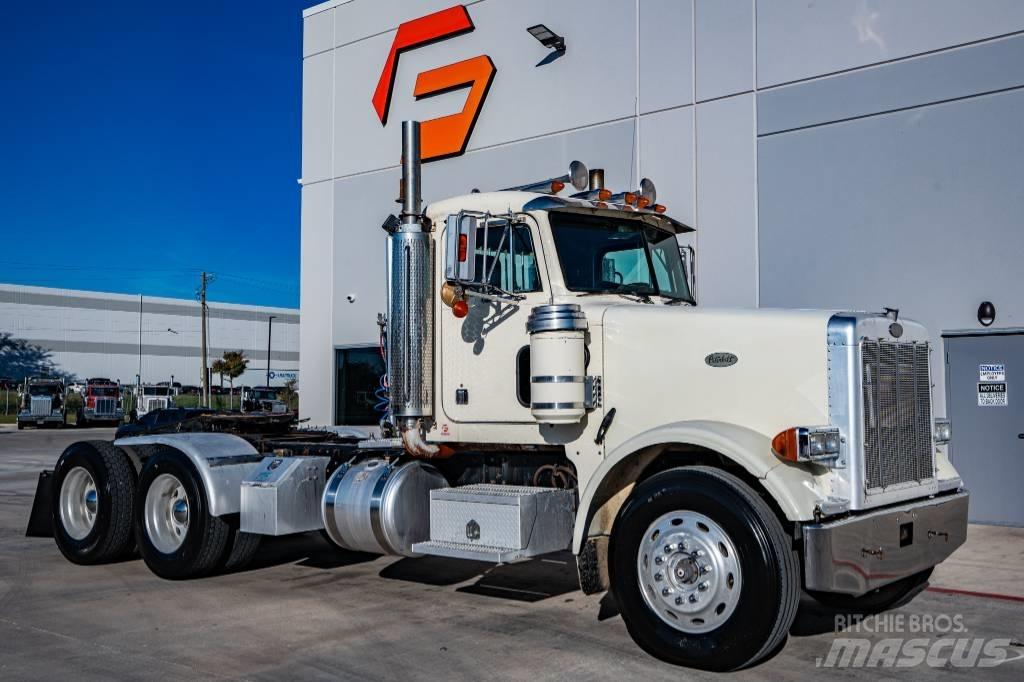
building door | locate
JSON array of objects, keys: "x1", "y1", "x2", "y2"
[{"x1": 943, "y1": 331, "x2": 1024, "y2": 526}]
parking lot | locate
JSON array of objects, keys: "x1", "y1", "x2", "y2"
[{"x1": 1, "y1": 426, "x2": 1022, "y2": 680}]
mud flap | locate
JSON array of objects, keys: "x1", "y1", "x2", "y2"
[{"x1": 25, "y1": 470, "x2": 54, "y2": 538}]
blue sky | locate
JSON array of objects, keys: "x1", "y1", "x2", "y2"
[{"x1": 0, "y1": 1, "x2": 314, "y2": 308}]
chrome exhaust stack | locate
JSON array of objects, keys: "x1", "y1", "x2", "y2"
[{"x1": 389, "y1": 121, "x2": 438, "y2": 457}]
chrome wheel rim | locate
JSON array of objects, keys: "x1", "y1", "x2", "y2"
[
  {"x1": 59, "y1": 466, "x2": 98, "y2": 540},
  {"x1": 636, "y1": 510, "x2": 742, "y2": 634},
  {"x1": 144, "y1": 473, "x2": 190, "y2": 554}
]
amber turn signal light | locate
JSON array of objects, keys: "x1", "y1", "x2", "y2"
[{"x1": 771, "y1": 428, "x2": 801, "y2": 462}]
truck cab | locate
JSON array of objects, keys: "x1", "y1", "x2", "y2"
[
  {"x1": 241, "y1": 386, "x2": 288, "y2": 414},
  {"x1": 17, "y1": 378, "x2": 66, "y2": 429},
  {"x1": 78, "y1": 378, "x2": 123, "y2": 427},
  {"x1": 131, "y1": 384, "x2": 175, "y2": 421}
]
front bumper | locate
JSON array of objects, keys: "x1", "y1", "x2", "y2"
[
  {"x1": 18, "y1": 414, "x2": 64, "y2": 425},
  {"x1": 83, "y1": 410, "x2": 123, "y2": 421},
  {"x1": 803, "y1": 490, "x2": 968, "y2": 595}
]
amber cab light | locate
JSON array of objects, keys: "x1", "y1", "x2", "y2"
[
  {"x1": 771, "y1": 428, "x2": 802, "y2": 462},
  {"x1": 597, "y1": 188, "x2": 612, "y2": 201},
  {"x1": 653, "y1": 203, "x2": 667, "y2": 213},
  {"x1": 772, "y1": 426, "x2": 841, "y2": 463},
  {"x1": 458, "y1": 233, "x2": 468, "y2": 262},
  {"x1": 550, "y1": 180, "x2": 565, "y2": 194},
  {"x1": 636, "y1": 197, "x2": 651, "y2": 209},
  {"x1": 623, "y1": 191, "x2": 638, "y2": 205}
]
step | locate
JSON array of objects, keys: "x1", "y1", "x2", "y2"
[{"x1": 411, "y1": 484, "x2": 574, "y2": 562}]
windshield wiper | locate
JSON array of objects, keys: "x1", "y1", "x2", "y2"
[{"x1": 576, "y1": 283, "x2": 656, "y2": 303}]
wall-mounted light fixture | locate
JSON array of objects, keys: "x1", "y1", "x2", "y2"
[
  {"x1": 977, "y1": 301, "x2": 996, "y2": 327},
  {"x1": 527, "y1": 24, "x2": 565, "y2": 52}
]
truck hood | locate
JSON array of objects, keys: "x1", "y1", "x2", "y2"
[{"x1": 597, "y1": 305, "x2": 838, "y2": 453}]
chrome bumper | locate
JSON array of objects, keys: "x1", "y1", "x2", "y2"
[{"x1": 803, "y1": 490, "x2": 968, "y2": 596}]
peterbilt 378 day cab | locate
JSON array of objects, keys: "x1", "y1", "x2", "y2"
[
  {"x1": 17, "y1": 377, "x2": 66, "y2": 429},
  {"x1": 41, "y1": 122, "x2": 968, "y2": 671},
  {"x1": 77, "y1": 378, "x2": 123, "y2": 427}
]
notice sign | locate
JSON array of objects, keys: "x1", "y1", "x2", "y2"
[
  {"x1": 978, "y1": 382, "x2": 1008, "y2": 407},
  {"x1": 979, "y1": 363, "x2": 1006, "y2": 381}
]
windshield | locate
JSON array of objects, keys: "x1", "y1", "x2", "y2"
[
  {"x1": 90, "y1": 387, "x2": 118, "y2": 397},
  {"x1": 252, "y1": 390, "x2": 277, "y2": 400},
  {"x1": 28, "y1": 384, "x2": 60, "y2": 396},
  {"x1": 143, "y1": 387, "x2": 170, "y2": 396},
  {"x1": 549, "y1": 213, "x2": 694, "y2": 303}
]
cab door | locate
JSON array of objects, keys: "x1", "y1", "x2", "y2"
[{"x1": 440, "y1": 216, "x2": 547, "y2": 423}]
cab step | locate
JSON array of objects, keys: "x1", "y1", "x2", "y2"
[{"x1": 411, "y1": 484, "x2": 574, "y2": 563}]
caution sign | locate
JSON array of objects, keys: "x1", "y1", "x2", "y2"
[{"x1": 978, "y1": 382, "x2": 1008, "y2": 407}]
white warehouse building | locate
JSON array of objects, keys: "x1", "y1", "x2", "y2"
[
  {"x1": 299, "y1": 1, "x2": 1024, "y2": 525},
  {"x1": 0, "y1": 283, "x2": 299, "y2": 389}
]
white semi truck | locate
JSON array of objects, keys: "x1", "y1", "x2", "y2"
[{"x1": 39, "y1": 122, "x2": 968, "y2": 671}]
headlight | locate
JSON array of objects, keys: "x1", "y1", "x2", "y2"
[
  {"x1": 772, "y1": 426, "x2": 842, "y2": 462},
  {"x1": 933, "y1": 418, "x2": 952, "y2": 445}
]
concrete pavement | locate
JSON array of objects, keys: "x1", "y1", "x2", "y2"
[{"x1": 1, "y1": 428, "x2": 1022, "y2": 680}]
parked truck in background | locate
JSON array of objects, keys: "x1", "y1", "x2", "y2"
[
  {"x1": 76, "y1": 378, "x2": 123, "y2": 427},
  {"x1": 241, "y1": 386, "x2": 288, "y2": 414},
  {"x1": 17, "y1": 378, "x2": 66, "y2": 429},
  {"x1": 37, "y1": 122, "x2": 969, "y2": 670},
  {"x1": 130, "y1": 384, "x2": 175, "y2": 422}
]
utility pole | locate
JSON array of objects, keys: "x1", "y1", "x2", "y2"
[
  {"x1": 266, "y1": 315, "x2": 276, "y2": 388},
  {"x1": 197, "y1": 272, "x2": 214, "y2": 407}
]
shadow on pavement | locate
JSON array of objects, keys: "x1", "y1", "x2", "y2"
[{"x1": 381, "y1": 550, "x2": 581, "y2": 602}]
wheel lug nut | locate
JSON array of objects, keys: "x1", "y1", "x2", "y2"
[
  {"x1": 698, "y1": 581, "x2": 710, "y2": 591},
  {"x1": 663, "y1": 545, "x2": 672, "y2": 554},
  {"x1": 654, "y1": 572, "x2": 663, "y2": 581},
  {"x1": 695, "y1": 549, "x2": 705, "y2": 557},
  {"x1": 655, "y1": 556, "x2": 663, "y2": 565},
  {"x1": 662, "y1": 587, "x2": 671, "y2": 596},
  {"x1": 701, "y1": 564, "x2": 712, "y2": 574},
  {"x1": 689, "y1": 594, "x2": 698, "y2": 603}
]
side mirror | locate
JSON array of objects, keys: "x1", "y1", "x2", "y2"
[
  {"x1": 444, "y1": 213, "x2": 478, "y2": 283},
  {"x1": 679, "y1": 245, "x2": 697, "y2": 302}
]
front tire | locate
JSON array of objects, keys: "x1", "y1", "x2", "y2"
[
  {"x1": 51, "y1": 441, "x2": 136, "y2": 564},
  {"x1": 135, "y1": 448, "x2": 230, "y2": 580},
  {"x1": 610, "y1": 466, "x2": 800, "y2": 671}
]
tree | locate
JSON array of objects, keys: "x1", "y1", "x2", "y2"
[
  {"x1": 219, "y1": 351, "x2": 248, "y2": 410},
  {"x1": 211, "y1": 359, "x2": 228, "y2": 408},
  {"x1": 279, "y1": 378, "x2": 298, "y2": 414}
]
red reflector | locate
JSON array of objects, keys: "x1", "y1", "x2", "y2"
[
  {"x1": 458, "y1": 233, "x2": 468, "y2": 262},
  {"x1": 453, "y1": 300, "x2": 469, "y2": 318}
]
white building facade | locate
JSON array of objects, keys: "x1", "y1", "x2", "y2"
[
  {"x1": 0, "y1": 283, "x2": 299, "y2": 389},
  {"x1": 300, "y1": 0, "x2": 1024, "y2": 429}
]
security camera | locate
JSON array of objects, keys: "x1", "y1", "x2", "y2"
[{"x1": 346, "y1": 294, "x2": 357, "y2": 303}]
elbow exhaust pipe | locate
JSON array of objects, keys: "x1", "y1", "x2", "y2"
[{"x1": 389, "y1": 121, "x2": 439, "y2": 457}]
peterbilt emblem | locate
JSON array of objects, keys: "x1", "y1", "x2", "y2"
[
  {"x1": 466, "y1": 519, "x2": 481, "y2": 541},
  {"x1": 705, "y1": 352, "x2": 738, "y2": 368}
]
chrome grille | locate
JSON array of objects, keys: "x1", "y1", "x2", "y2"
[
  {"x1": 861, "y1": 340, "x2": 934, "y2": 490},
  {"x1": 95, "y1": 398, "x2": 116, "y2": 415},
  {"x1": 30, "y1": 397, "x2": 52, "y2": 417}
]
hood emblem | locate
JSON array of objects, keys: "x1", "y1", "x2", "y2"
[{"x1": 705, "y1": 352, "x2": 738, "y2": 368}]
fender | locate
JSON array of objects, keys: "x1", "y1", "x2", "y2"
[
  {"x1": 115, "y1": 432, "x2": 265, "y2": 517},
  {"x1": 573, "y1": 420, "x2": 828, "y2": 553}
]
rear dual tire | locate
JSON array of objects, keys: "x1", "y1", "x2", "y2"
[
  {"x1": 134, "y1": 448, "x2": 258, "y2": 579},
  {"x1": 52, "y1": 441, "x2": 137, "y2": 564},
  {"x1": 610, "y1": 466, "x2": 800, "y2": 671}
]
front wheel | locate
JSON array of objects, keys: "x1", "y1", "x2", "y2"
[
  {"x1": 610, "y1": 466, "x2": 800, "y2": 671},
  {"x1": 135, "y1": 448, "x2": 230, "y2": 580}
]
